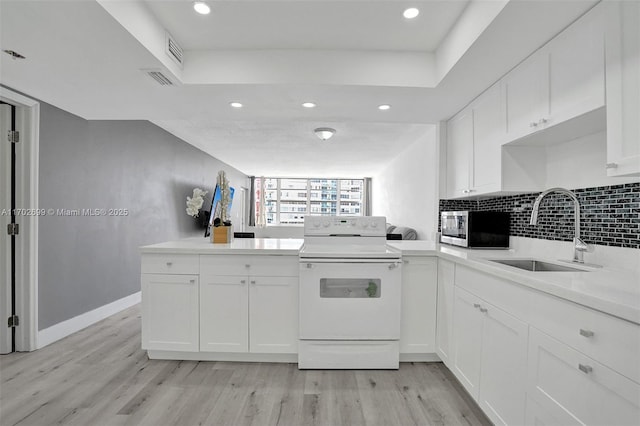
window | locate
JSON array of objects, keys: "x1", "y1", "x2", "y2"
[{"x1": 254, "y1": 178, "x2": 365, "y2": 225}]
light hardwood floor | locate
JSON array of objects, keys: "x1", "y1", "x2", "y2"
[{"x1": 0, "y1": 305, "x2": 490, "y2": 426}]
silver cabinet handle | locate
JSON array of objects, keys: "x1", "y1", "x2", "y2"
[
  {"x1": 605, "y1": 163, "x2": 618, "y2": 169},
  {"x1": 579, "y1": 329, "x2": 594, "y2": 338},
  {"x1": 473, "y1": 303, "x2": 481, "y2": 309},
  {"x1": 250, "y1": 280, "x2": 256, "y2": 285},
  {"x1": 189, "y1": 279, "x2": 195, "y2": 284},
  {"x1": 404, "y1": 260, "x2": 410, "y2": 264},
  {"x1": 245, "y1": 264, "x2": 251, "y2": 268},
  {"x1": 529, "y1": 122, "x2": 539, "y2": 128},
  {"x1": 538, "y1": 118, "x2": 548, "y2": 125},
  {"x1": 306, "y1": 263, "x2": 314, "y2": 269},
  {"x1": 462, "y1": 189, "x2": 470, "y2": 194},
  {"x1": 166, "y1": 262, "x2": 173, "y2": 266},
  {"x1": 578, "y1": 364, "x2": 593, "y2": 374},
  {"x1": 240, "y1": 279, "x2": 246, "y2": 284},
  {"x1": 479, "y1": 307, "x2": 488, "y2": 313}
]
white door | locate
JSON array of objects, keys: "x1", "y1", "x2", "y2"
[
  {"x1": 446, "y1": 110, "x2": 473, "y2": 198},
  {"x1": 547, "y1": 3, "x2": 605, "y2": 126},
  {"x1": 471, "y1": 82, "x2": 505, "y2": 194},
  {"x1": 399, "y1": 256, "x2": 437, "y2": 353},
  {"x1": 605, "y1": 0, "x2": 640, "y2": 176},
  {"x1": 249, "y1": 275, "x2": 298, "y2": 353},
  {"x1": 452, "y1": 286, "x2": 483, "y2": 400},
  {"x1": 200, "y1": 274, "x2": 248, "y2": 352},
  {"x1": 504, "y1": 50, "x2": 548, "y2": 140},
  {"x1": 436, "y1": 259, "x2": 455, "y2": 367},
  {"x1": 141, "y1": 274, "x2": 199, "y2": 352},
  {"x1": 299, "y1": 260, "x2": 402, "y2": 340},
  {"x1": 0, "y1": 104, "x2": 12, "y2": 354},
  {"x1": 478, "y1": 301, "x2": 528, "y2": 426}
]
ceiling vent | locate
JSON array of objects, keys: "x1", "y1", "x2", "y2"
[
  {"x1": 165, "y1": 31, "x2": 184, "y2": 68},
  {"x1": 142, "y1": 69, "x2": 174, "y2": 86}
]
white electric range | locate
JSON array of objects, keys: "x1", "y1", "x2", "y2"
[{"x1": 298, "y1": 216, "x2": 402, "y2": 369}]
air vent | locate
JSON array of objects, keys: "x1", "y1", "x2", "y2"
[
  {"x1": 165, "y1": 31, "x2": 184, "y2": 68},
  {"x1": 142, "y1": 69, "x2": 174, "y2": 86}
]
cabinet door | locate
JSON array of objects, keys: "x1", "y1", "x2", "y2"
[
  {"x1": 547, "y1": 4, "x2": 605, "y2": 127},
  {"x1": 503, "y1": 50, "x2": 548, "y2": 141},
  {"x1": 605, "y1": 0, "x2": 640, "y2": 176},
  {"x1": 451, "y1": 287, "x2": 484, "y2": 400},
  {"x1": 399, "y1": 257, "x2": 437, "y2": 354},
  {"x1": 446, "y1": 110, "x2": 473, "y2": 198},
  {"x1": 249, "y1": 275, "x2": 298, "y2": 354},
  {"x1": 200, "y1": 274, "x2": 248, "y2": 352},
  {"x1": 527, "y1": 328, "x2": 640, "y2": 426},
  {"x1": 471, "y1": 82, "x2": 505, "y2": 194},
  {"x1": 436, "y1": 259, "x2": 455, "y2": 366},
  {"x1": 478, "y1": 301, "x2": 528, "y2": 426},
  {"x1": 141, "y1": 274, "x2": 199, "y2": 352}
]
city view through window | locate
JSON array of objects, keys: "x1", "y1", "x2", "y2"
[{"x1": 255, "y1": 178, "x2": 364, "y2": 225}]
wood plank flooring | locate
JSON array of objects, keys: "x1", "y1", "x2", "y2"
[{"x1": 0, "y1": 305, "x2": 490, "y2": 426}]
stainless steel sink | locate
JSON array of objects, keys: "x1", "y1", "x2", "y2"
[{"x1": 489, "y1": 259, "x2": 589, "y2": 272}]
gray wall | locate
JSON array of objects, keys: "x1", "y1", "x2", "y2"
[{"x1": 38, "y1": 102, "x2": 247, "y2": 329}]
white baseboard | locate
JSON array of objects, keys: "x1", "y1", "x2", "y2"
[{"x1": 37, "y1": 291, "x2": 141, "y2": 349}]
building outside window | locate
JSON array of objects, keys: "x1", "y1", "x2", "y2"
[{"x1": 255, "y1": 178, "x2": 365, "y2": 225}]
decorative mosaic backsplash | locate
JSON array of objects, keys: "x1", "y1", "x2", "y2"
[{"x1": 439, "y1": 182, "x2": 640, "y2": 249}]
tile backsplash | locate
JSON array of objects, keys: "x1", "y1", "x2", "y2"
[{"x1": 439, "y1": 182, "x2": 640, "y2": 249}]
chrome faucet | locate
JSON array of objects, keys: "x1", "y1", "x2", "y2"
[{"x1": 529, "y1": 187, "x2": 588, "y2": 263}]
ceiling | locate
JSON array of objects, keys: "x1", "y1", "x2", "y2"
[{"x1": 0, "y1": 0, "x2": 599, "y2": 177}]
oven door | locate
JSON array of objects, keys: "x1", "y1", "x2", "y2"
[{"x1": 299, "y1": 259, "x2": 402, "y2": 340}]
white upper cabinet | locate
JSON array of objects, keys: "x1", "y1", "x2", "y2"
[
  {"x1": 605, "y1": 0, "x2": 640, "y2": 176},
  {"x1": 504, "y1": 3, "x2": 605, "y2": 143}
]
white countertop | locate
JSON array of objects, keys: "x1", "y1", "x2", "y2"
[
  {"x1": 140, "y1": 237, "x2": 303, "y2": 255},
  {"x1": 141, "y1": 237, "x2": 640, "y2": 324},
  {"x1": 391, "y1": 241, "x2": 640, "y2": 325}
]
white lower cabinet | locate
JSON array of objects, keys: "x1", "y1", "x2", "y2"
[
  {"x1": 452, "y1": 286, "x2": 528, "y2": 426},
  {"x1": 199, "y1": 255, "x2": 298, "y2": 354},
  {"x1": 141, "y1": 273, "x2": 199, "y2": 352},
  {"x1": 527, "y1": 327, "x2": 640, "y2": 426},
  {"x1": 399, "y1": 256, "x2": 437, "y2": 354}
]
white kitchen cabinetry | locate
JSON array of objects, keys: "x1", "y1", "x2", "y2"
[
  {"x1": 200, "y1": 255, "x2": 298, "y2": 354},
  {"x1": 399, "y1": 256, "x2": 437, "y2": 355},
  {"x1": 451, "y1": 286, "x2": 528, "y2": 426},
  {"x1": 435, "y1": 258, "x2": 454, "y2": 367},
  {"x1": 141, "y1": 254, "x2": 200, "y2": 352},
  {"x1": 605, "y1": 0, "x2": 640, "y2": 176},
  {"x1": 527, "y1": 327, "x2": 640, "y2": 425},
  {"x1": 504, "y1": 4, "x2": 605, "y2": 143},
  {"x1": 446, "y1": 109, "x2": 473, "y2": 198}
]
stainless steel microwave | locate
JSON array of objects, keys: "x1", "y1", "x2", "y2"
[{"x1": 440, "y1": 211, "x2": 510, "y2": 248}]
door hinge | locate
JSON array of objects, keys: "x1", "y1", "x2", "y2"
[
  {"x1": 7, "y1": 223, "x2": 19, "y2": 235},
  {"x1": 8, "y1": 315, "x2": 19, "y2": 328},
  {"x1": 7, "y1": 130, "x2": 19, "y2": 144}
]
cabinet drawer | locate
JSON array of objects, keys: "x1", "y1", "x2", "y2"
[
  {"x1": 528, "y1": 328, "x2": 640, "y2": 425},
  {"x1": 528, "y1": 292, "x2": 640, "y2": 384},
  {"x1": 200, "y1": 255, "x2": 299, "y2": 277},
  {"x1": 141, "y1": 254, "x2": 199, "y2": 275}
]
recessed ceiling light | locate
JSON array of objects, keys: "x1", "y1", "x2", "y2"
[
  {"x1": 403, "y1": 7, "x2": 420, "y2": 19},
  {"x1": 314, "y1": 128, "x2": 336, "y2": 141},
  {"x1": 193, "y1": 2, "x2": 211, "y2": 15},
  {"x1": 230, "y1": 102, "x2": 243, "y2": 108},
  {"x1": 378, "y1": 104, "x2": 391, "y2": 111},
  {"x1": 302, "y1": 102, "x2": 316, "y2": 108}
]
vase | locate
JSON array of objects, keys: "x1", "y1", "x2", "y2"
[{"x1": 212, "y1": 225, "x2": 233, "y2": 244}]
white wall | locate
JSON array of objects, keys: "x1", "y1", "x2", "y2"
[{"x1": 372, "y1": 126, "x2": 439, "y2": 240}]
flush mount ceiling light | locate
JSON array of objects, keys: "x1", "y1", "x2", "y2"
[
  {"x1": 193, "y1": 1, "x2": 211, "y2": 15},
  {"x1": 302, "y1": 102, "x2": 316, "y2": 108},
  {"x1": 230, "y1": 102, "x2": 243, "y2": 108},
  {"x1": 314, "y1": 127, "x2": 336, "y2": 141},
  {"x1": 403, "y1": 7, "x2": 420, "y2": 19},
  {"x1": 378, "y1": 104, "x2": 391, "y2": 110}
]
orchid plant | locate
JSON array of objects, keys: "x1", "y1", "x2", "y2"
[{"x1": 186, "y1": 188, "x2": 208, "y2": 217}]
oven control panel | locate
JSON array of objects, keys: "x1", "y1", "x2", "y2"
[{"x1": 303, "y1": 216, "x2": 387, "y2": 237}]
